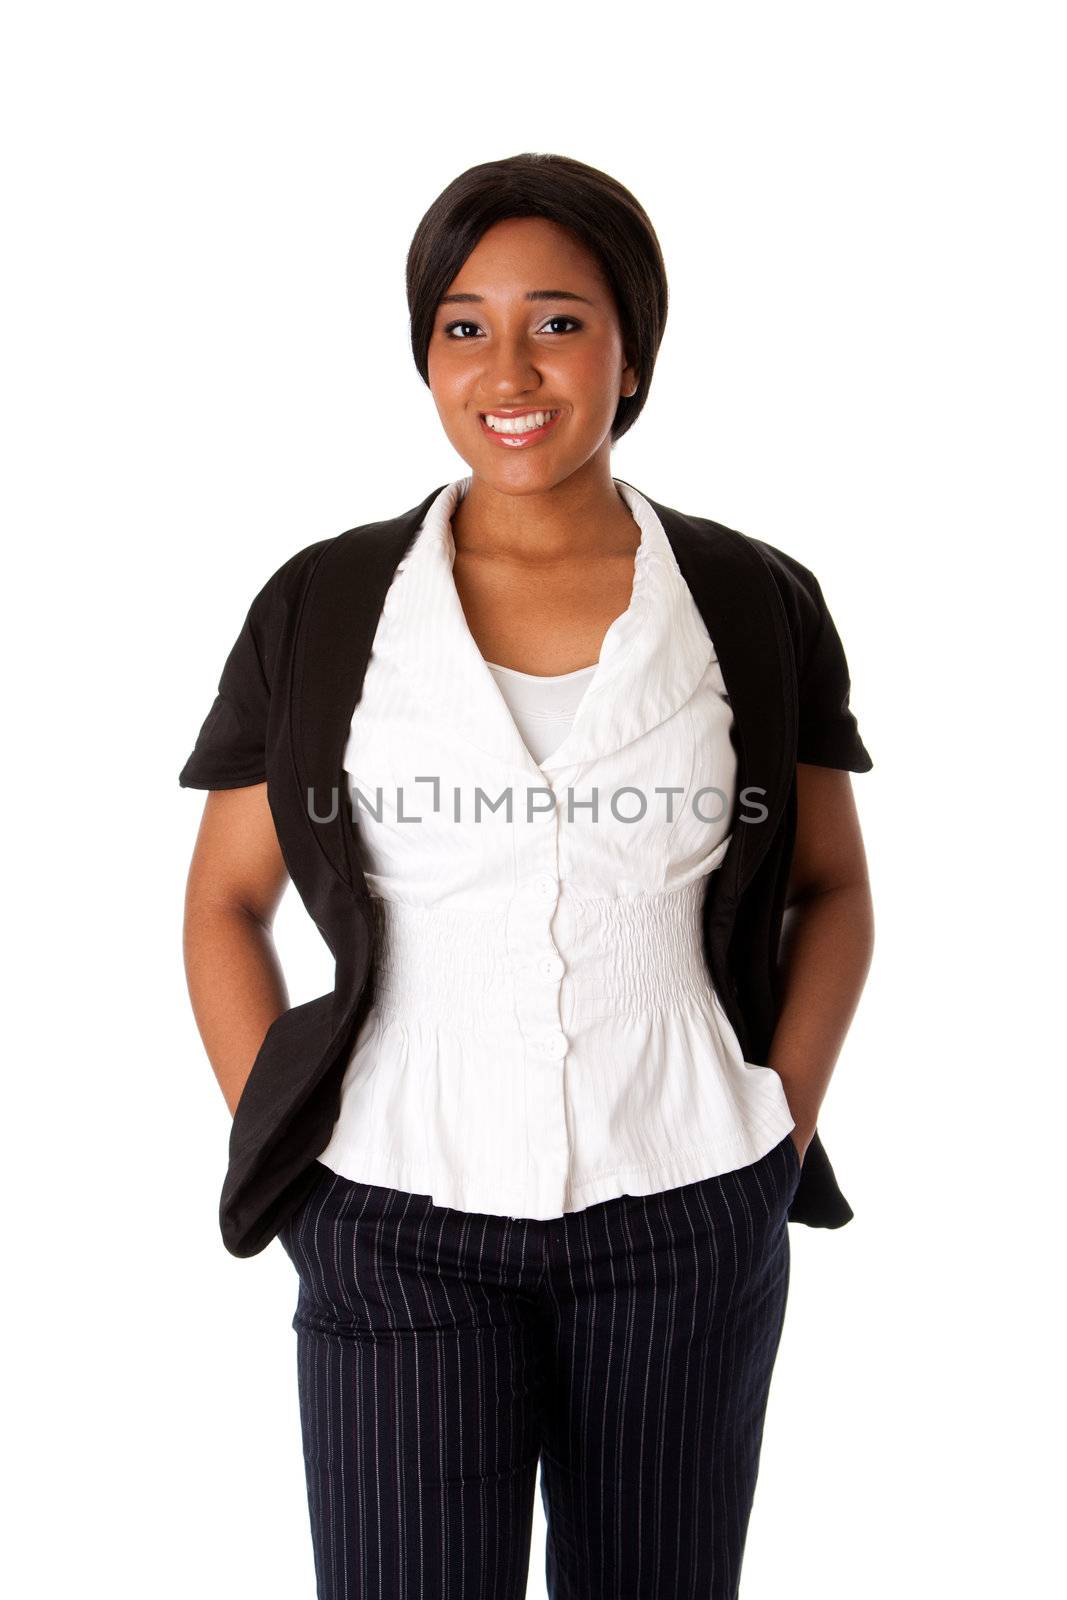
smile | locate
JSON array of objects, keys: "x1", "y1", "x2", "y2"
[{"x1": 478, "y1": 409, "x2": 563, "y2": 447}]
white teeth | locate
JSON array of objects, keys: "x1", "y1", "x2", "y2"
[{"x1": 483, "y1": 410, "x2": 557, "y2": 434}]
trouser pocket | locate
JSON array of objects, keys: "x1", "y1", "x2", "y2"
[{"x1": 782, "y1": 1130, "x2": 803, "y2": 1196}]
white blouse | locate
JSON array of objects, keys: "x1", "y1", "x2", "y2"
[{"x1": 314, "y1": 476, "x2": 796, "y2": 1219}]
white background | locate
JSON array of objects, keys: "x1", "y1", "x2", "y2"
[{"x1": 3, "y1": 3, "x2": 1063, "y2": 1595}]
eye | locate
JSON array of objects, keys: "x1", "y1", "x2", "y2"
[{"x1": 441, "y1": 315, "x2": 583, "y2": 339}]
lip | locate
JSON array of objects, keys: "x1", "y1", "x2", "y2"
[{"x1": 478, "y1": 409, "x2": 563, "y2": 448}]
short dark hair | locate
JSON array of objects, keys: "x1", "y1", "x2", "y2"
[{"x1": 406, "y1": 153, "x2": 669, "y2": 443}]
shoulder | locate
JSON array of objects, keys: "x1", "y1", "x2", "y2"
[
  {"x1": 741, "y1": 535, "x2": 831, "y2": 658},
  {"x1": 644, "y1": 488, "x2": 872, "y2": 769},
  {"x1": 636, "y1": 480, "x2": 829, "y2": 653},
  {"x1": 745, "y1": 535, "x2": 872, "y2": 770},
  {"x1": 239, "y1": 534, "x2": 342, "y2": 672},
  {"x1": 247, "y1": 534, "x2": 338, "y2": 621},
  {"x1": 698, "y1": 521, "x2": 865, "y2": 728},
  {"x1": 672, "y1": 502, "x2": 836, "y2": 673}
]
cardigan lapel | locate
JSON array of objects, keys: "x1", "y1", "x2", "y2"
[
  {"x1": 624, "y1": 484, "x2": 798, "y2": 905},
  {"x1": 291, "y1": 481, "x2": 797, "y2": 912},
  {"x1": 293, "y1": 486, "x2": 441, "y2": 892}
]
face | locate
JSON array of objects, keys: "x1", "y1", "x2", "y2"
[{"x1": 426, "y1": 216, "x2": 639, "y2": 493}]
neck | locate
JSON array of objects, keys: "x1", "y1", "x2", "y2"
[{"x1": 451, "y1": 464, "x2": 639, "y2": 566}]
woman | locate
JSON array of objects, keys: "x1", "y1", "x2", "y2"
[{"x1": 181, "y1": 153, "x2": 875, "y2": 1600}]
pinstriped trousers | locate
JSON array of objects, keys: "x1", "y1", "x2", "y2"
[{"x1": 277, "y1": 1130, "x2": 802, "y2": 1600}]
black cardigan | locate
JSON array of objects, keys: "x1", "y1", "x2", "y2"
[{"x1": 179, "y1": 481, "x2": 874, "y2": 1258}]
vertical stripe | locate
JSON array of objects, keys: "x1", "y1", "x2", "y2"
[{"x1": 279, "y1": 1138, "x2": 799, "y2": 1598}]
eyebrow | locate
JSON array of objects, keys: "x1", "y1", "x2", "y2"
[{"x1": 438, "y1": 289, "x2": 595, "y2": 307}]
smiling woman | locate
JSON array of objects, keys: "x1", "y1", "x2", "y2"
[{"x1": 180, "y1": 151, "x2": 875, "y2": 1600}]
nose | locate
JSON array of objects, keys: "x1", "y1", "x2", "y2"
[{"x1": 479, "y1": 333, "x2": 545, "y2": 400}]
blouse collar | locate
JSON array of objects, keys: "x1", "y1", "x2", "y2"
[{"x1": 389, "y1": 475, "x2": 718, "y2": 782}]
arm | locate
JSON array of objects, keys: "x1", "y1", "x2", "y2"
[
  {"x1": 769, "y1": 763, "x2": 875, "y2": 1162},
  {"x1": 182, "y1": 783, "x2": 291, "y2": 1118}
]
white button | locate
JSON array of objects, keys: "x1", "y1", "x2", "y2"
[
  {"x1": 534, "y1": 1030, "x2": 568, "y2": 1059},
  {"x1": 538, "y1": 955, "x2": 565, "y2": 980},
  {"x1": 531, "y1": 875, "x2": 557, "y2": 900}
]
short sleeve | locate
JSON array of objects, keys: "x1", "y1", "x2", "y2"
[
  {"x1": 795, "y1": 571, "x2": 874, "y2": 772},
  {"x1": 178, "y1": 599, "x2": 272, "y2": 790},
  {"x1": 178, "y1": 539, "x2": 328, "y2": 791},
  {"x1": 179, "y1": 537, "x2": 334, "y2": 789}
]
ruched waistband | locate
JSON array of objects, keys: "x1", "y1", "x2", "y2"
[{"x1": 365, "y1": 878, "x2": 717, "y2": 1029}]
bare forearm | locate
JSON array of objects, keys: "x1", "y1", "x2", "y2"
[
  {"x1": 183, "y1": 904, "x2": 290, "y2": 1117},
  {"x1": 769, "y1": 883, "x2": 875, "y2": 1146}
]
